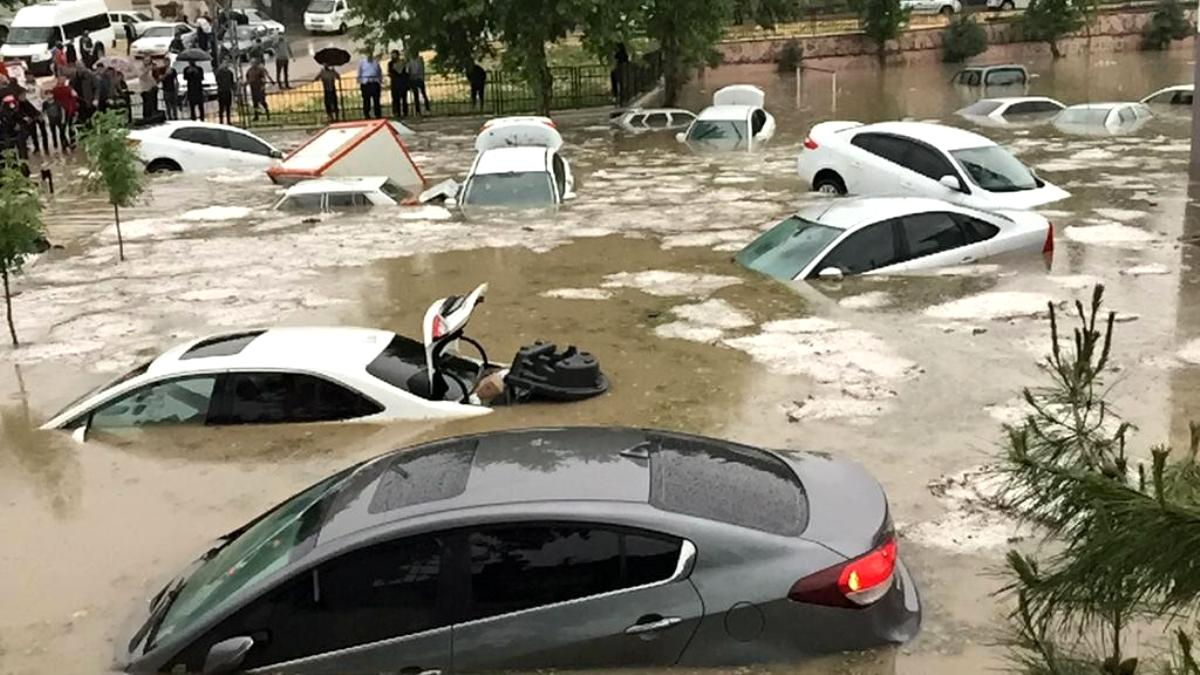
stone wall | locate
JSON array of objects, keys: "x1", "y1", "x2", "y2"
[{"x1": 717, "y1": 6, "x2": 1195, "y2": 66}]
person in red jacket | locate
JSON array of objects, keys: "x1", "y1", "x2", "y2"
[{"x1": 50, "y1": 76, "x2": 76, "y2": 149}]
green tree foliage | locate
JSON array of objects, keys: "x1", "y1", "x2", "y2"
[
  {"x1": 0, "y1": 153, "x2": 45, "y2": 348},
  {"x1": 942, "y1": 14, "x2": 988, "y2": 62},
  {"x1": 777, "y1": 39, "x2": 804, "y2": 72},
  {"x1": 79, "y1": 111, "x2": 144, "y2": 262},
  {"x1": 1019, "y1": 0, "x2": 1083, "y2": 58},
  {"x1": 852, "y1": 0, "x2": 911, "y2": 64},
  {"x1": 1141, "y1": 0, "x2": 1192, "y2": 50},
  {"x1": 732, "y1": 0, "x2": 801, "y2": 26},
  {"x1": 994, "y1": 286, "x2": 1200, "y2": 674}
]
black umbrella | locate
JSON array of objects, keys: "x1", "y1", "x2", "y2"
[
  {"x1": 176, "y1": 47, "x2": 212, "y2": 62},
  {"x1": 314, "y1": 46, "x2": 350, "y2": 67}
]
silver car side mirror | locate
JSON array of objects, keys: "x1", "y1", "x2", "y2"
[
  {"x1": 675, "y1": 132, "x2": 686, "y2": 143},
  {"x1": 71, "y1": 422, "x2": 89, "y2": 444},
  {"x1": 938, "y1": 175, "x2": 962, "y2": 192},
  {"x1": 817, "y1": 267, "x2": 844, "y2": 281},
  {"x1": 203, "y1": 636, "x2": 255, "y2": 675}
]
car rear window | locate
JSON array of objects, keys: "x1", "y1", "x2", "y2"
[
  {"x1": 180, "y1": 331, "x2": 265, "y2": 359},
  {"x1": 960, "y1": 100, "x2": 1002, "y2": 116},
  {"x1": 647, "y1": 434, "x2": 808, "y2": 536},
  {"x1": 368, "y1": 438, "x2": 478, "y2": 513}
]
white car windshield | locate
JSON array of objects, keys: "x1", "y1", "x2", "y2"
[
  {"x1": 686, "y1": 120, "x2": 748, "y2": 150},
  {"x1": 143, "y1": 26, "x2": 179, "y2": 38},
  {"x1": 735, "y1": 216, "x2": 843, "y2": 280},
  {"x1": 951, "y1": 146, "x2": 1037, "y2": 192},
  {"x1": 7, "y1": 26, "x2": 59, "y2": 45},
  {"x1": 308, "y1": 0, "x2": 336, "y2": 12},
  {"x1": 53, "y1": 360, "x2": 152, "y2": 424},
  {"x1": 462, "y1": 172, "x2": 555, "y2": 207},
  {"x1": 1057, "y1": 108, "x2": 1112, "y2": 125}
]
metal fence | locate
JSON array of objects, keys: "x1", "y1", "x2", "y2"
[{"x1": 218, "y1": 56, "x2": 661, "y2": 130}]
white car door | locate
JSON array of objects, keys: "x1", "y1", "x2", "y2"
[
  {"x1": 222, "y1": 128, "x2": 280, "y2": 169},
  {"x1": 168, "y1": 126, "x2": 230, "y2": 171},
  {"x1": 806, "y1": 220, "x2": 905, "y2": 278},
  {"x1": 891, "y1": 210, "x2": 991, "y2": 272}
]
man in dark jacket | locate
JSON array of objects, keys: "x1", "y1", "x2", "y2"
[
  {"x1": 182, "y1": 61, "x2": 205, "y2": 120},
  {"x1": 159, "y1": 60, "x2": 179, "y2": 120},
  {"x1": 71, "y1": 67, "x2": 96, "y2": 125},
  {"x1": 468, "y1": 62, "x2": 486, "y2": 111},
  {"x1": 215, "y1": 59, "x2": 234, "y2": 124},
  {"x1": 387, "y1": 49, "x2": 408, "y2": 118}
]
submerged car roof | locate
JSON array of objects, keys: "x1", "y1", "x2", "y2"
[
  {"x1": 314, "y1": 426, "x2": 806, "y2": 544},
  {"x1": 854, "y1": 121, "x2": 995, "y2": 150},
  {"x1": 285, "y1": 176, "x2": 390, "y2": 194},
  {"x1": 697, "y1": 104, "x2": 754, "y2": 121},
  {"x1": 801, "y1": 196, "x2": 979, "y2": 230},
  {"x1": 148, "y1": 326, "x2": 395, "y2": 376},
  {"x1": 473, "y1": 146, "x2": 550, "y2": 175}
]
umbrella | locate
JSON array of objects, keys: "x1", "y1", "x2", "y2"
[
  {"x1": 314, "y1": 46, "x2": 350, "y2": 67},
  {"x1": 176, "y1": 47, "x2": 213, "y2": 62},
  {"x1": 95, "y1": 56, "x2": 144, "y2": 78}
]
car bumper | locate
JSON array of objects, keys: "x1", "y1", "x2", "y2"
[{"x1": 304, "y1": 20, "x2": 336, "y2": 31}]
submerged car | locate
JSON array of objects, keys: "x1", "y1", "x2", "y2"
[
  {"x1": 796, "y1": 120, "x2": 1069, "y2": 209},
  {"x1": 677, "y1": 84, "x2": 776, "y2": 152},
  {"x1": 610, "y1": 107, "x2": 697, "y2": 133},
  {"x1": 736, "y1": 197, "x2": 1054, "y2": 281},
  {"x1": 1141, "y1": 84, "x2": 1193, "y2": 106},
  {"x1": 952, "y1": 64, "x2": 1029, "y2": 89},
  {"x1": 956, "y1": 96, "x2": 1065, "y2": 128},
  {"x1": 43, "y1": 284, "x2": 608, "y2": 433},
  {"x1": 129, "y1": 121, "x2": 282, "y2": 173},
  {"x1": 1053, "y1": 102, "x2": 1152, "y2": 136},
  {"x1": 274, "y1": 176, "x2": 416, "y2": 211},
  {"x1": 119, "y1": 426, "x2": 920, "y2": 674},
  {"x1": 458, "y1": 116, "x2": 575, "y2": 209}
]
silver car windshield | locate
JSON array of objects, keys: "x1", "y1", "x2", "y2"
[
  {"x1": 462, "y1": 172, "x2": 555, "y2": 207},
  {"x1": 951, "y1": 145, "x2": 1037, "y2": 192},
  {"x1": 735, "y1": 216, "x2": 843, "y2": 280},
  {"x1": 686, "y1": 120, "x2": 748, "y2": 150}
]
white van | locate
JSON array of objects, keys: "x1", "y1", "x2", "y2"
[
  {"x1": 1, "y1": 0, "x2": 115, "y2": 75},
  {"x1": 303, "y1": 0, "x2": 359, "y2": 34}
]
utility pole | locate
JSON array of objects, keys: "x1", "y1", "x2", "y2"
[{"x1": 1191, "y1": 0, "x2": 1200, "y2": 177}]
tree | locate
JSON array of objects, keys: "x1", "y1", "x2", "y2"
[
  {"x1": 994, "y1": 285, "x2": 1200, "y2": 674},
  {"x1": 1019, "y1": 0, "x2": 1083, "y2": 58},
  {"x1": 79, "y1": 110, "x2": 144, "y2": 262},
  {"x1": 0, "y1": 153, "x2": 45, "y2": 348},
  {"x1": 1141, "y1": 0, "x2": 1192, "y2": 50},
  {"x1": 942, "y1": 14, "x2": 988, "y2": 62},
  {"x1": 852, "y1": 0, "x2": 910, "y2": 64},
  {"x1": 643, "y1": 0, "x2": 731, "y2": 105}
]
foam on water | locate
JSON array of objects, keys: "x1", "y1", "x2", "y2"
[{"x1": 924, "y1": 292, "x2": 1054, "y2": 321}]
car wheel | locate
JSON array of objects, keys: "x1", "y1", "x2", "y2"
[
  {"x1": 338, "y1": 22, "x2": 348, "y2": 34},
  {"x1": 146, "y1": 158, "x2": 182, "y2": 173},
  {"x1": 1001, "y1": 0, "x2": 1014, "y2": 8},
  {"x1": 813, "y1": 172, "x2": 847, "y2": 196},
  {"x1": 940, "y1": 4, "x2": 954, "y2": 14}
]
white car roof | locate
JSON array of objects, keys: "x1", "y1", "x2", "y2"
[
  {"x1": 853, "y1": 121, "x2": 995, "y2": 151},
  {"x1": 285, "y1": 177, "x2": 389, "y2": 195},
  {"x1": 986, "y1": 96, "x2": 1062, "y2": 106},
  {"x1": 148, "y1": 327, "x2": 394, "y2": 377},
  {"x1": 473, "y1": 146, "x2": 549, "y2": 175},
  {"x1": 697, "y1": 104, "x2": 754, "y2": 121},
  {"x1": 800, "y1": 196, "x2": 978, "y2": 230},
  {"x1": 131, "y1": 120, "x2": 260, "y2": 138},
  {"x1": 1063, "y1": 102, "x2": 1135, "y2": 111}
]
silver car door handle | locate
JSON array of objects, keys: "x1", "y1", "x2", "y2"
[
  {"x1": 625, "y1": 617, "x2": 682, "y2": 635},
  {"x1": 960, "y1": 255, "x2": 977, "y2": 263}
]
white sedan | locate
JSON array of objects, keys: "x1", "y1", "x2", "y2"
[
  {"x1": 796, "y1": 120, "x2": 1069, "y2": 209},
  {"x1": 1142, "y1": 84, "x2": 1193, "y2": 106},
  {"x1": 128, "y1": 121, "x2": 282, "y2": 172},
  {"x1": 130, "y1": 22, "x2": 193, "y2": 57},
  {"x1": 459, "y1": 116, "x2": 575, "y2": 209},
  {"x1": 237, "y1": 7, "x2": 285, "y2": 34},
  {"x1": 274, "y1": 177, "x2": 414, "y2": 211},
  {"x1": 735, "y1": 197, "x2": 1054, "y2": 281},
  {"x1": 901, "y1": 0, "x2": 960, "y2": 15},
  {"x1": 1053, "y1": 102, "x2": 1152, "y2": 136},
  {"x1": 956, "y1": 96, "x2": 1065, "y2": 127},
  {"x1": 678, "y1": 84, "x2": 775, "y2": 152}
]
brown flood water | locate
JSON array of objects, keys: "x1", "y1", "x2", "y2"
[{"x1": 2, "y1": 50, "x2": 1200, "y2": 674}]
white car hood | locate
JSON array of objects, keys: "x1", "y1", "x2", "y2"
[
  {"x1": 1, "y1": 43, "x2": 50, "y2": 57},
  {"x1": 976, "y1": 181, "x2": 1070, "y2": 209},
  {"x1": 134, "y1": 38, "x2": 172, "y2": 48}
]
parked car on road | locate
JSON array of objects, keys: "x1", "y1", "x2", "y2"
[
  {"x1": 459, "y1": 116, "x2": 576, "y2": 209},
  {"x1": 130, "y1": 22, "x2": 193, "y2": 58},
  {"x1": 220, "y1": 23, "x2": 280, "y2": 60},
  {"x1": 736, "y1": 197, "x2": 1054, "y2": 281},
  {"x1": 796, "y1": 120, "x2": 1069, "y2": 209},
  {"x1": 108, "y1": 10, "x2": 155, "y2": 38},
  {"x1": 128, "y1": 121, "x2": 281, "y2": 173},
  {"x1": 0, "y1": 0, "x2": 114, "y2": 75},
  {"x1": 234, "y1": 7, "x2": 285, "y2": 34},
  {"x1": 116, "y1": 426, "x2": 920, "y2": 674},
  {"x1": 610, "y1": 107, "x2": 697, "y2": 133},
  {"x1": 901, "y1": 0, "x2": 960, "y2": 15},
  {"x1": 952, "y1": 64, "x2": 1029, "y2": 89},
  {"x1": 1053, "y1": 102, "x2": 1152, "y2": 136},
  {"x1": 956, "y1": 96, "x2": 1065, "y2": 128},
  {"x1": 678, "y1": 84, "x2": 776, "y2": 152},
  {"x1": 1141, "y1": 84, "x2": 1193, "y2": 106},
  {"x1": 303, "y1": 0, "x2": 359, "y2": 34},
  {"x1": 274, "y1": 177, "x2": 416, "y2": 211}
]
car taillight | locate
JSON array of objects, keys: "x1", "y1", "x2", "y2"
[
  {"x1": 788, "y1": 537, "x2": 897, "y2": 608},
  {"x1": 803, "y1": 137, "x2": 818, "y2": 150},
  {"x1": 1042, "y1": 222, "x2": 1055, "y2": 253}
]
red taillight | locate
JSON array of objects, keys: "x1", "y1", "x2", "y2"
[
  {"x1": 432, "y1": 315, "x2": 447, "y2": 339},
  {"x1": 788, "y1": 537, "x2": 897, "y2": 608},
  {"x1": 803, "y1": 137, "x2": 818, "y2": 150},
  {"x1": 1042, "y1": 222, "x2": 1055, "y2": 254}
]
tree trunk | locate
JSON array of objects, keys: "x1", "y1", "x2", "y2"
[
  {"x1": 3, "y1": 266, "x2": 16, "y2": 348},
  {"x1": 661, "y1": 32, "x2": 683, "y2": 107},
  {"x1": 877, "y1": 41, "x2": 887, "y2": 65},
  {"x1": 114, "y1": 202, "x2": 124, "y2": 262},
  {"x1": 1050, "y1": 40, "x2": 1062, "y2": 58}
]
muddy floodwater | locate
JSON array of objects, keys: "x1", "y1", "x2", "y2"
[{"x1": 3, "y1": 50, "x2": 1199, "y2": 674}]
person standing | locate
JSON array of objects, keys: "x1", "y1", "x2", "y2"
[
  {"x1": 182, "y1": 60, "x2": 205, "y2": 120},
  {"x1": 245, "y1": 57, "x2": 272, "y2": 121},
  {"x1": 95, "y1": 65, "x2": 112, "y2": 113},
  {"x1": 357, "y1": 53, "x2": 381, "y2": 119},
  {"x1": 70, "y1": 66, "x2": 95, "y2": 126},
  {"x1": 159, "y1": 59, "x2": 179, "y2": 120},
  {"x1": 19, "y1": 83, "x2": 47, "y2": 156},
  {"x1": 274, "y1": 38, "x2": 291, "y2": 89},
  {"x1": 387, "y1": 50, "x2": 408, "y2": 118},
  {"x1": 612, "y1": 42, "x2": 629, "y2": 105},
  {"x1": 215, "y1": 58, "x2": 234, "y2": 124},
  {"x1": 316, "y1": 63, "x2": 339, "y2": 121},
  {"x1": 406, "y1": 51, "x2": 427, "y2": 113},
  {"x1": 79, "y1": 34, "x2": 95, "y2": 69},
  {"x1": 196, "y1": 14, "x2": 211, "y2": 52},
  {"x1": 138, "y1": 57, "x2": 159, "y2": 121},
  {"x1": 50, "y1": 76, "x2": 76, "y2": 148},
  {"x1": 468, "y1": 62, "x2": 486, "y2": 111},
  {"x1": 123, "y1": 21, "x2": 136, "y2": 55}
]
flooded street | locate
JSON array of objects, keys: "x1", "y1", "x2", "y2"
[{"x1": 2, "y1": 49, "x2": 1199, "y2": 674}]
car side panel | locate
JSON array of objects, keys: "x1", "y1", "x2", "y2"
[{"x1": 244, "y1": 629, "x2": 451, "y2": 675}]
